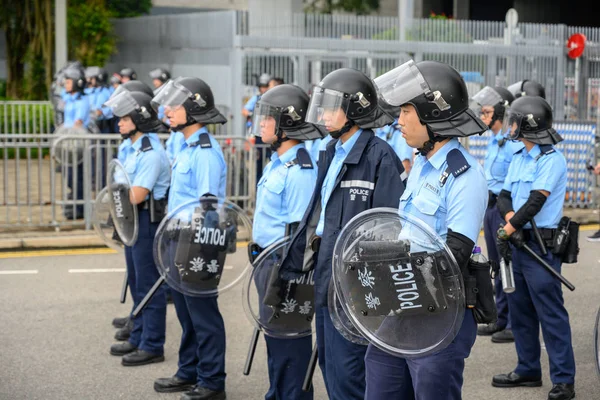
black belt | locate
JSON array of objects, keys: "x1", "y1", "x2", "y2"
[
  {"x1": 137, "y1": 201, "x2": 150, "y2": 210},
  {"x1": 522, "y1": 228, "x2": 556, "y2": 248}
]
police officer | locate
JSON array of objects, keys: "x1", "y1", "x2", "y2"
[
  {"x1": 507, "y1": 79, "x2": 546, "y2": 99},
  {"x1": 85, "y1": 67, "x2": 112, "y2": 133},
  {"x1": 104, "y1": 90, "x2": 171, "y2": 366},
  {"x1": 101, "y1": 80, "x2": 156, "y2": 136},
  {"x1": 366, "y1": 60, "x2": 489, "y2": 399},
  {"x1": 151, "y1": 77, "x2": 228, "y2": 400},
  {"x1": 250, "y1": 84, "x2": 324, "y2": 400},
  {"x1": 243, "y1": 73, "x2": 272, "y2": 182},
  {"x1": 150, "y1": 68, "x2": 171, "y2": 90},
  {"x1": 120, "y1": 67, "x2": 138, "y2": 83},
  {"x1": 472, "y1": 86, "x2": 524, "y2": 343},
  {"x1": 110, "y1": 74, "x2": 121, "y2": 94},
  {"x1": 62, "y1": 65, "x2": 90, "y2": 220},
  {"x1": 267, "y1": 77, "x2": 285, "y2": 90},
  {"x1": 492, "y1": 96, "x2": 575, "y2": 400},
  {"x1": 375, "y1": 101, "x2": 414, "y2": 175},
  {"x1": 279, "y1": 68, "x2": 406, "y2": 400},
  {"x1": 304, "y1": 134, "x2": 332, "y2": 166}
]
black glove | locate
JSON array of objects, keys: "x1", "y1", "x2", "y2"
[
  {"x1": 508, "y1": 228, "x2": 525, "y2": 249},
  {"x1": 496, "y1": 235, "x2": 512, "y2": 263}
]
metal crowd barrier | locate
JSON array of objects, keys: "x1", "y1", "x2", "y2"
[{"x1": 0, "y1": 133, "x2": 262, "y2": 230}]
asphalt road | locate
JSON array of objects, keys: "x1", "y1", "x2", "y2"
[{"x1": 1, "y1": 231, "x2": 600, "y2": 400}]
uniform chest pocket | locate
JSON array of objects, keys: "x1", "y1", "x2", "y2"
[
  {"x1": 517, "y1": 169, "x2": 536, "y2": 198},
  {"x1": 125, "y1": 161, "x2": 137, "y2": 175},
  {"x1": 262, "y1": 176, "x2": 285, "y2": 213},
  {"x1": 411, "y1": 194, "x2": 446, "y2": 233},
  {"x1": 175, "y1": 162, "x2": 195, "y2": 191},
  {"x1": 490, "y1": 151, "x2": 510, "y2": 178}
]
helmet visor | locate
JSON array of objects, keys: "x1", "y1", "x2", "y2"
[
  {"x1": 305, "y1": 87, "x2": 350, "y2": 127},
  {"x1": 374, "y1": 60, "x2": 430, "y2": 107},
  {"x1": 104, "y1": 91, "x2": 139, "y2": 118},
  {"x1": 149, "y1": 68, "x2": 164, "y2": 80},
  {"x1": 503, "y1": 109, "x2": 526, "y2": 140},
  {"x1": 85, "y1": 67, "x2": 100, "y2": 79},
  {"x1": 151, "y1": 80, "x2": 192, "y2": 111},
  {"x1": 251, "y1": 103, "x2": 282, "y2": 137},
  {"x1": 507, "y1": 81, "x2": 525, "y2": 98},
  {"x1": 469, "y1": 86, "x2": 503, "y2": 115}
]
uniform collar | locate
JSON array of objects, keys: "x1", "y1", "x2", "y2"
[
  {"x1": 525, "y1": 144, "x2": 541, "y2": 159},
  {"x1": 272, "y1": 143, "x2": 304, "y2": 164},
  {"x1": 338, "y1": 129, "x2": 369, "y2": 165},
  {"x1": 131, "y1": 134, "x2": 149, "y2": 151},
  {"x1": 184, "y1": 127, "x2": 209, "y2": 146},
  {"x1": 427, "y1": 138, "x2": 460, "y2": 170},
  {"x1": 493, "y1": 130, "x2": 505, "y2": 142}
]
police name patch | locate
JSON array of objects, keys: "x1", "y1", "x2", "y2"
[{"x1": 423, "y1": 182, "x2": 440, "y2": 195}]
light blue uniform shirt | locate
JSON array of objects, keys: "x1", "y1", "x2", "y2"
[
  {"x1": 117, "y1": 138, "x2": 131, "y2": 164},
  {"x1": 168, "y1": 127, "x2": 227, "y2": 211},
  {"x1": 94, "y1": 87, "x2": 112, "y2": 118},
  {"x1": 484, "y1": 130, "x2": 525, "y2": 195},
  {"x1": 400, "y1": 139, "x2": 487, "y2": 243},
  {"x1": 253, "y1": 144, "x2": 317, "y2": 248},
  {"x1": 121, "y1": 134, "x2": 171, "y2": 200},
  {"x1": 316, "y1": 130, "x2": 363, "y2": 236},
  {"x1": 244, "y1": 94, "x2": 260, "y2": 113},
  {"x1": 85, "y1": 88, "x2": 97, "y2": 110},
  {"x1": 165, "y1": 132, "x2": 185, "y2": 165},
  {"x1": 305, "y1": 135, "x2": 333, "y2": 165},
  {"x1": 375, "y1": 124, "x2": 414, "y2": 162},
  {"x1": 502, "y1": 144, "x2": 567, "y2": 229},
  {"x1": 63, "y1": 93, "x2": 90, "y2": 128}
]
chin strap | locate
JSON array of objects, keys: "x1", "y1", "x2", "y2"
[
  {"x1": 417, "y1": 126, "x2": 445, "y2": 156},
  {"x1": 170, "y1": 114, "x2": 197, "y2": 132},
  {"x1": 329, "y1": 120, "x2": 354, "y2": 139},
  {"x1": 269, "y1": 129, "x2": 290, "y2": 151},
  {"x1": 120, "y1": 128, "x2": 138, "y2": 140}
]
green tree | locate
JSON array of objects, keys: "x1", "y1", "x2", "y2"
[
  {"x1": 68, "y1": 0, "x2": 117, "y2": 66},
  {"x1": 107, "y1": 0, "x2": 152, "y2": 18},
  {"x1": 306, "y1": 0, "x2": 380, "y2": 15}
]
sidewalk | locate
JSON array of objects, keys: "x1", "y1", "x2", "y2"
[{"x1": 0, "y1": 208, "x2": 597, "y2": 251}]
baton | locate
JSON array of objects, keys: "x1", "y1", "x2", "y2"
[
  {"x1": 132, "y1": 276, "x2": 166, "y2": 318},
  {"x1": 120, "y1": 270, "x2": 128, "y2": 303},
  {"x1": 521, "y1": 243, "x2": 575, "y2": 291},
  {"x1": 243, "y1": 328, "x2": 261, "y2": 376},
  {"x1": 530, "y1": 220, "x2": 548, "y2": 256},
  {"x1": 302, "y1": 345, "x2": 318, "y2": 392}
]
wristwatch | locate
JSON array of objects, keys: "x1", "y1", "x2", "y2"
[{"x1": 497, "y1": 227, "x2": 510, "y2": 240}]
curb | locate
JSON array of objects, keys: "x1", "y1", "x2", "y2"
[{"x1": 0, "y1": 235, "x2": 105, "y2": 251}]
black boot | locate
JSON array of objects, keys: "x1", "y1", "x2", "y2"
[
  {"x1": 114, "y1": 319, "x2": 133, "y2": 341},
  {"x1": 548, "y1": 383, "x2": 575, "y2": 400},
  {"x1": 492, "y1": 371, "x2": 542, "y2": 388},
  {"x1": 122, "y1": 349, "x2": 164, "y2": 366},
  {"x1": 180, "y1": 386, "x2": 226, "y2": 400},
  {"x1": 112, "y1": 315, "x2": 130, "y2": 329},
  {"x1": 154, "y1": 376, "x2": 195, "y2": 393},
  {"x1": 110, "y1": 341, "x2": 137, "y2": 356}
]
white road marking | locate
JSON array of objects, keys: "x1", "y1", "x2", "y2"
[
  {"x1": 68, "y1": 268, "x2": 126, "y2": 273},
  {"x1": 224, "y1": 265, "x2": 234, "y2": 270},
  {"x1": 0, "y1": 270, "x2": 39, "y2": 275}
]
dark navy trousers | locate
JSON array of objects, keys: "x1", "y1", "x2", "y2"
[
  {"x1": 509, "y1": 240, "x2": 576, "y2": 384},
  {"x1": 483, "y1": 204, "x2": 511, "y2": 330},
  {"x1": 364, "y1": 311, "x2": 477, "y2": 400},
  {"x1": 125, "y1": 209, "x2": 167, "y2": 355},
  {"x1": 315, "y1": 306, "x2": 367, "y2": 400},
  {"x1": 171, "y1": 290, "x2": 226, "y2": 391},
  {"x1": 264, "y1": 335, "x2": 313, "y2": 400}
]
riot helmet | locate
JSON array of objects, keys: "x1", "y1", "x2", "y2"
[
  {"x1": 104, "y1": 91, "x2": 168, "y2": 138},
  {"x1": 251, "y1": 84, "x2": 326, "y2": 148},
  {"x1": 469, "y1": 86, "x2": 510, "y2": 130},
  {"x1": 504, "y1": 96, "x2": 562, "y2": 145},
  {"x1": 306, "y1": 68, "x2": 384, "y2": 138},
  {"x1": 151, "y1": 77, "x2": 227, "y2": 131},
  {"x1": 494, "y1": 86, "x2": 515, "y2": 105},
  {"x1": 375, "y1": 60, "x2": 487, "y2": 154},
  {"x1": 507, "y1": 79, "x2": 546, "y2": 99},
  {"x1": 110, "y1": 74, "x2": 122, "y2": 86},
  {"x1": 119, "y1": 67, "x2": 137, "y2": 81},
  {"x1": 63, "y1": 66, "x2": 86, "y2": 94},
  {"x1": 149, "y1": 68, "x2": 171, "y2": 85},
  {"x1": 258, "y1": 73, "x2": 271, "y2": 88},
  {"x1": 85, "y1": 67, "x2": 108, "y2": 87},
  {"x1": 111, "y1": 80, "x2": 154, "y2": 99}
]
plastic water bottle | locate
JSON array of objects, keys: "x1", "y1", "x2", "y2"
[{"x1": 471, "y1": 246, "x2": 488, "y2": 264}]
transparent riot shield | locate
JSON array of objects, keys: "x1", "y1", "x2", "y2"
[
  {"x1": 328, "y1": 279, "x2": 368, "y2": 345},
  {"x1": 91, "y1": 186, "x2": 124, "y2": 252},
  {"x1": 595, "y1": 306, "x2": 600, "y2": 378},
  {"x1": 332, "y1": 207, "x2": 465, "y2": 358},
  {"x1": 154, "y1": 197, "x2": 252, "y2": 297},
  {"x1": 53, "y1": 125, "x2": 89, "y2": 166},
  {"x1": 243, "y1": 237, "x2": 315, "y2": 338},
  {"x1": 106, "y1": 159, "x2": 139, "y2": 247}
]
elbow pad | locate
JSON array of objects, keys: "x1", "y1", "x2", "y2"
[
  {"x1": 496, "y1": 190, "x2": 514, "y2": 219},
  {"x1": 446, "y1": 229, "x2": 475, "y2": 275},
  {"x1": 509, "y1": 190, "x2": 548, "y2": 230}
]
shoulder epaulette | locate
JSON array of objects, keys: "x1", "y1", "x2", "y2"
[{"x1": 439, "y1": 148, "x2": 470, "y2": 187}]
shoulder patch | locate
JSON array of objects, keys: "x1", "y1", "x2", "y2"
[
  {"x1": 189, "y1": 133, "x2": 213, "y2": 149},
  {"x1": 295, "y1": 148, "x2": 314, "y2": 169},
  {"x1": 439, "y1": 148, "x2": 470, "y2": 187},
  {"x1": 534, "y1": 144, "x2": 556, "y2": 162},
  {"x1": 140, "y1": 136, "x2": 153, "y2": 152}
]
